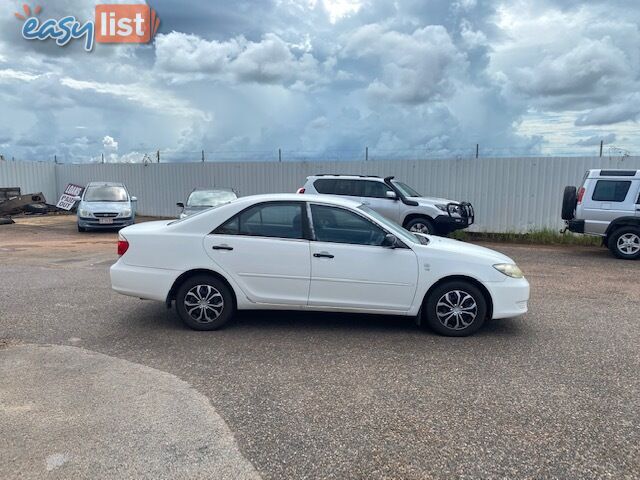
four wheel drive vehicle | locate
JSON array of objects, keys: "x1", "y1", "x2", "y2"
[
  {"x1": 297, "y1": 175, "x2": 474, "y2": 236},
  {"x1": 110, "y1": 194, "x2": 529, "y2": 337},
  {"x1": 562, "y1": 169, "x2": 640, "y2": 260},
  {"x1": 177, "y1": 188, "x2": 238, "y2": 219},
  {"x1": 75, "y1": 182, "x2": 137, "y2": 232}
]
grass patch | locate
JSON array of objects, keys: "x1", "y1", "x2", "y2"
[{"x1": 449, "y1": 228, "x2": 602, "y2": 246}]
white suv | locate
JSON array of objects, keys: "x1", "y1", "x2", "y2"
[
  {"x1": 298, "y1": 175, "x2": 474, "y2": 236},
  {"x1": 562, "y1": 169, "x2": 640, "y2": 259}
]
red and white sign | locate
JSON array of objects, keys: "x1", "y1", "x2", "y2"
[{"x1": 56, "y1": 183, "x2": 84, "y2": 210}]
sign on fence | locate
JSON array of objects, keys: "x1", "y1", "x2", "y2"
[{"x1": 56, "y1": 183, "x2": 84, "y2": 210}]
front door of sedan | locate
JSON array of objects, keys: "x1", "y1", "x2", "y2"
[
  {"x1": 307, "y1": 204, "x2": 419, "y2": 311},
  {"x1": 204, "y1": 201, "x2": 310, "y2": 305}
]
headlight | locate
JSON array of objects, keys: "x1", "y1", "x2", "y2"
[
  {"x1": 119, "y1": 208, "x2": 132, "y2": 217},
  {"x1": 79, "y1": 208, "x2": 92, "y2": 217},
  {"x1": 435, "y1": 204, "x2": 447, "y2": 212},
  {"x1": 493, "y1": 263, "x2": 524, "y2": 279}
]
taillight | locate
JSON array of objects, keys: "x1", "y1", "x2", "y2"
[
  {"x1": 577, "y1": 187, "x2": 585, "y2": 204},
  {"x1": 296, "y1": 187, "x2": 305, "y2": 194},
  {"x1": 117, "y1": 236, "x2": 129, "y2": 256}
]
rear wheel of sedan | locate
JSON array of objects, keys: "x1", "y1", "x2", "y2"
[
  {"x1": 176, "y1": 275, "x2": 235, "y2": 330},
  {"x1": 423, "y1": 281, "x2": 487, "y2": 337},
  {"x1": 609, "y1": 227, "x2": 640, "y2": 260}
]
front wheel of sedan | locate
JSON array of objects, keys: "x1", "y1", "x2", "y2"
[
  {"x1": 176, "y1": 275, "x2": 235, "y2": 331},
  {"x1": 423, "y1": 281, "x2": 487, "y2": 337}
]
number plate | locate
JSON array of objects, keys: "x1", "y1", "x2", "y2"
[{"x1": 99, "y1": 218, "x2": 114, "y2": 225}]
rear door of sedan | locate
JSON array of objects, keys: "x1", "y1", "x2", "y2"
[
  {"x1": 307, "y1": 203, "x2": 419, "y2": 311},
  {"x1": 204, "y1": 201, "x2": 311, "y2": 305}
]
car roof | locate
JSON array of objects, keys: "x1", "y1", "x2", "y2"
[
  {"x1": 587, "y1": 169, "x2": 639, "y2": 178},
  {"x1": 86, "y1": 181, "x2": 125, "y2": 187},
  {"x1": 233, "y1": 193, "x2": 362, "y2": 208},
  {"x1": 307, "y1": 174, "x2": 382, "y2": 180},
  {"x1": 190, "y1": 187, "x2": 235, "y2": 192}
]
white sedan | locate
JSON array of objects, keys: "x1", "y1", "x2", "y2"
[{"x1": 110, "y1": 194, "x2": 529, "y2": 336}]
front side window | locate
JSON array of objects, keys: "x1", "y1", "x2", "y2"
[
  {"x1": 311, "y1": 204, "x2": 386, "y2": 246},
  {"x1": 83, "y1": 186, "x2": 128, "y2": 202},
  {"x1": 592, "y1": 180, "x2": 632, "y2": 202},
  {"x1": 361, "y1": 180, "x2": 393, "y2": 199},
  {"x1": 391, "y1": 181, "x2": 421, "y2": 198},
  {"x1": 214, "y1": 202, "x2": 304, "y2": 239}
]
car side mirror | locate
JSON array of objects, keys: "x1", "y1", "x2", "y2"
[
  {"x1": 176, "y1": 202, "x2": 184, "y2": 208},
  {"x1": 385, "y1": 190, "x2": 398, "y2": 200},
  {"x1": 130, "y1": 196, "x2": 137, "y2": 202},
  {"x1": 382, "y1": 233, "x2": 401, "y2": 248}
]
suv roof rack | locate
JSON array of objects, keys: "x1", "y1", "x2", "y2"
[{"x1": 313, "y1": 174, "x2": 380, "y2": 178}]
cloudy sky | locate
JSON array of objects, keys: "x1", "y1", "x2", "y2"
[{"x1": 0, "y1": 0, "x2": 638, "y2": 162}]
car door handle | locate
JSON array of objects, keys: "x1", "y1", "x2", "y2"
[
  {"x1": 212, "y1": 244, "x2": 233, "y2": 251},
  {"x1": 313, "y1": 252, "x2": 334, "y2": 259}
]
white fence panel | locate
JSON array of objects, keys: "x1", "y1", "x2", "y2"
[
  {"x1": 0, "y1": 161, "x2": 57, "y2": 203},
  {"x1": 6, "y1": 156, "x2": 640, "y2": 233}
]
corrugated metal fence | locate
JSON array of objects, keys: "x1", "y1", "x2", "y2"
[{"x1": 3, "y1": 157, "x2": 640, "y2": 232}]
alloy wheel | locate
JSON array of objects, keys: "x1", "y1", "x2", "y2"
[
  {"x1": 409, "y1": 223, "x2": 431, "y2": 234},
  {"x1": 184, "y1": 284, "x2": 224, "y2": 323},
  {"x1": 435, "y1": 290, "x2": 478, "y2": 330},
  {"x1": 617, "y1": 233, "x2": 640, "y2": 255}
]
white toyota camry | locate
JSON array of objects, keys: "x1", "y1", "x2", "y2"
[{"x1": 110, "y1": 194, "x2": 529, "y2": 336}]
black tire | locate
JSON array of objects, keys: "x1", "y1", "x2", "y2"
[
  {"x1": 25, "y1": 203, "x2": 48, "y2": 214},
  {"x1": 77, "y1": 225, "x2": 86, "y2": 232},
  {"x1": 176, "y1": 275, "x2": 235, "y2": 330},
  {"x1": 561, "y1": 186, "x2": 577, "y2": 220},
  {"x1": 405, "y1": 217, "x2": 435, "y2": 235},
  {"x1": 423, "y1": 281, "x2": 487, "y2": 337},
  {"x1": 608, "y1": 227, "x2": 640, "y2": 260}
]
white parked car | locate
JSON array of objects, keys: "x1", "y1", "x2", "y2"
[{"x1": 110, "y1": 194, "x2": 529, "y2": 336}]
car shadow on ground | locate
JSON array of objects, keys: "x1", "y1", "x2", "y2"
[{"x1": 123, "y1": 301, "x2": 525, "y2": 338}]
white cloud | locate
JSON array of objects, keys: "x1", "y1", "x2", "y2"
[
  {"x1": 154, "y1": 32, "x2": 325, "y2": 87},
  {"x1": 102, "y1": 135, "x2": 118, "y2": 151},
  {"x1": 342, "y1": 24, "x2": 465, "y2": 104}
]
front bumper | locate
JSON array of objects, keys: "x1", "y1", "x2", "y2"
[
  {"x1": 486, "y1": 277, "x2": 530, "y2": 319},
  {"x1": 433, "y1": 214, "x2": 471, "y2": 234},
  {"x1": 78, "y1": 216, "x2": 135, "y2": 229}
]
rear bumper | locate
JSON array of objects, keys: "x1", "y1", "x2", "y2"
[
  {"x1": 566, "y1": 219, "x2": 585, "y2": 234},
  {"x1": 486, "y1": 277, "x2": 530, "y2": 319},
  {"x1": 110, "y1": 261, "x2": 177, "y2": 302}
]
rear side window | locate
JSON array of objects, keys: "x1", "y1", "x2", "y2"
[
  {"x1": 214, "y1": 202, "x2": 304, "y2": 239},
  {"x1": 313, "y1": 179, "x2": 361, "y2": 196},
  {"x1": 592, "y1": 180, "x2": 632, "y2": 202}
]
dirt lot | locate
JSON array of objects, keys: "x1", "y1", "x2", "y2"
[{"x1": 1, "y1": 215, "x2": 639, "y2": 479}]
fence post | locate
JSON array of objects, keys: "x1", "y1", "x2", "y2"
[
  {"x1": 101, "y1": 153, "x2": 104, "y2": 164},
  {"x1": 202, "y1": 150, "x2": 205, "y2": 162},
  {"x1": 599, "y1": 140, "x2": 603, "y2": 158},
  {"x1": 475, "y1": 144, "x2": 479, "y2": 159},
  {"x1": 278, "y1": 148, "x2": 282, "y2": 162},
  {"x1": 156, "y1": 150, "x2": 160, "y2": 163},
  {"x1": 365, "y1": 146, "x2": 368, "y2": 162}
]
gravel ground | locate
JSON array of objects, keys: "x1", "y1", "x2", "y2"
[{"x1": 1, "y1": 215, "x2": 639, "y2": 479}]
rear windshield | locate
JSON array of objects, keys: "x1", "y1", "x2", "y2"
[
  {"x1": 187, "y1": 190, "x2": 237, "y2": 207},
  {"x1": 84, "y1": 186, "x2": 128, "y2": 202}
]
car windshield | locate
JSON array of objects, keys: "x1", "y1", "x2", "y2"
[
  {"x1": 358, "y1": 205, "x2": 422, "y2": 245},
  {"x1": 187, "y1": 190, "x2": 237, "y2": 207},
  {"x1": 392, "y1": 181, "x2": 421, "y2": 197},
  {"x1": 84, "y1": 186, "x2": 128, "y2": 202}
]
